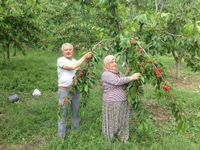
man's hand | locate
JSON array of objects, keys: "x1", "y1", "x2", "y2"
[
  {"x1": 130, "y1": 73, "x2": 141, "y2": 81},
  {"x1": 63, "y1": 52, "x2": 93, "y2": 70},
  {"x1": 84, "y1": 52, "x2": 93, "y2": 59}
]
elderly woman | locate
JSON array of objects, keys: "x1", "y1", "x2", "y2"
[{"x1": 101, "y1": 55, "x2": 141, "y2": 142}]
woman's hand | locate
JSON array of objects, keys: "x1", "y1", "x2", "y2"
[{"x1": 130, "y1": 73, "x2": 141, "y2": 81}]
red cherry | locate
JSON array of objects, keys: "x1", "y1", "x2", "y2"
[
  {"x1": 130, "y1": 40, "x2": 135, "y2": 45},
  {"x1": 140, "y1": 62, "x2": 145, "y2": 66},
  {"x1": 147, "y1": 60, "x2": 151, "y2": 63},
  {"x1": 96, "y1": 44, "x2": 102, "y2": 47},
  {"x1": 163, "y1": 86, "x2": 171, "y2": 91}
]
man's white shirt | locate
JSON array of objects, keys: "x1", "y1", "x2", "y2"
[{"x1": 57, "y1": 57, "x2": 78, "y2": 87}]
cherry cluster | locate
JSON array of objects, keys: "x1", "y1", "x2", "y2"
[
  {"x1": 162, "y1": 82, "x2": 171, "y2": 91},
  {"x1": 136, "y1": 45, "x2": 143, "y2": 57}
]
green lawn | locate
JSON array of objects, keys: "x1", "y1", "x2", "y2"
[{"x1": 0, "y1": 50, "x2": 200, "y2": 150}]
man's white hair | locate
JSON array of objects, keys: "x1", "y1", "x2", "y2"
[{"x1": 61, "y1": 43, "x2": 74, "y2": 51}]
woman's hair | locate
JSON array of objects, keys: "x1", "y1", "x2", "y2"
[
  {"x1": 61, "y1": 43, "x2": 74, "y2": 51},
  {"x1": 103, "y1": 55, "x2": 116, "y2": 72}
]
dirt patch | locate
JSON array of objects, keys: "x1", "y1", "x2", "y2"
[
  {"x1": 1, "y1": 136, "x2": 46, "y2": 150},
  {"x1": 169, "y1": 75, "x2": 200, "y2": 91},
  {"x1": 33, "y1": 136, "x2": 46, "y2": 150},
  {"x1": 146, "y1": 100, "x2": 171, "y2": 125},
  {"x1": 131, "y1": 100, "x2": 172, "y2": 127},
  {"x1": 166, "y1": 65, "x2": 200, "y2": 91}
]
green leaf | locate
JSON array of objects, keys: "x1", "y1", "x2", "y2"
[
  {"x1": 131, "y1": 91, "x2": 135, "y2": 98},
  {"x1": 116, "y1": 55, "x2": 121, "y2": 62},
  {"x1": 177, "y1": 121, "x2": 185, "y2": 131},
  {"x1": 140, "y1": 76, "x2": 145, "y2": 82},
  {"x1": 0, "y1": 17, "x2": 4, "y2": 21},
  {"x1": 156, "y1": 92, "x2": 162, "y2": 100},
  {"x1": 143, "y1": 122, "x2": 149, "y2": 131},
  {"x1": 0, "y1": 7, "x2": 4, "y2": 14},
  {"x1": 84, "y1": 85, "x2": 88, "y2": 92},
  {"x1": 194, "y1": 56, "x2": 200, "y2": 60},
  {"x1": 183, "y1": 23, "x2": 197, "y2": 35},
  {"x1": 161, "y1": 13, "x2": 170, "y2": 17},
  {"x1": 131, "y1": 27, "x2": 136, "y2": 32},
  {"x1": 182, "y1": 122, "x2": 187, "y2": 130},
  {"x1": 126, "y1": 40, "x2": 131, "y2": 48},
  {"x1": 138, "y1": 123, "x2": 144, "y2": 132},
  {"x1": 127, "y1": 94, "x2": 131, "y2": 102},
  {"x1": 134, "y1": 14, "x2": 148, "y2": 23}
]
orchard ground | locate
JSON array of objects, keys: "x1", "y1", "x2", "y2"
[{"x1": 0, "y1": 50, "x2": 200, "y2": 150}]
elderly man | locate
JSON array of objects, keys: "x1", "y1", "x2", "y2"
[{"x1": 57, "y1": 43, "x2": 93, "y2": 138}]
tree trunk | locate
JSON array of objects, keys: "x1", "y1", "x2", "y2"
[
  {"x1": 175, "y1": 59, "x2": 181, "y2": 79},
  {"x1": 6, "y1": 43, "x2": 10, "y2": 60},
  {"x1": 96, "y1": 6, "x2": 100, "y2": 25},
  {"x1": 136, "y1": 0, "x2": 144, "y2": 37},
  {"x1": 13, "y1": 45, "x2": 17, "y2": 56},
  {"x1": 136, "y1": 0, "x2": 139, "y2": 15},
  {"x1": 13, "y1": 49, "x2": 17, "y2": 56},
  {"x1": 130, "y1": 1, "x2": 133, "y2": 19},
  {"x1": 139, "y1": 22, "x2": 144, "y2": 37},
  {"x1": 172, "y1": 50, "x2": 182, "y2": 79},
  {"x1": 2, "y1": 44, "x2": 6, "y2": 64},
  {"x1": 160, "y1": 0, "x2": 165, "y2": 12},
  {"x1": 112, "y1": 8, "x2": 121, "y2": 31},
  {"x1": 155, "y1": 0, "x2": 158, "y2": 12}
]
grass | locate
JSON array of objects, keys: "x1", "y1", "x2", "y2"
[
  {"x1": 0, "y1": 50, "x2": 200, "y2": 150},
  {"x1": 160, "y1": 55, "x2": 200, "y2": 77}
]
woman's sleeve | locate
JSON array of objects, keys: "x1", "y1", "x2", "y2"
[
  {"x1": 102, "y1": 72, "x2": 131, "y2": 86},
  {"x1": 120, "y1": 71, "x2": 125, "y2": 77}
]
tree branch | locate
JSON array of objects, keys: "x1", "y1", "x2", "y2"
[
  {"x1": 163, "y1": 31, "x2": 184, "y2": 37},
  {"x1": 172, "y1": 49, "x2": 178, "y2": 62},
  {"x1": 92, "y1": 39, "x2": 113, "y2": 51},
  {"x1": 160, "y1": 0, "x2": 165, "y2": 12},
  {"x1": 130, "y1": 1, "x2": 133, "y2": 19},
  {"x1": 113, "y1": 8, "x2": 121, "y2": 31},
  {"x1": 136, "y1": 0, "x2": 139, "y2": 15},
  {"x1": 155, "y1": 0, "x2": 158, "y2": 12},
  {"x1": 139, "y1": 22, "x2": 144, "y2": 37}
]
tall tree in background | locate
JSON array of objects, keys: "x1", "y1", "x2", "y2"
[
  {"x1": 0, "y1": 0, "x2": 46, "y2": 63},
  {"x1": 148, "y1": 0, "x2": 200, "y2": 79},
  {"x1": 41, "y1": 0, "x2": 100, "y2": 52}
]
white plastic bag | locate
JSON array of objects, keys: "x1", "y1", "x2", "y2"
[
  {"x1": 32, "y1": 89, "x2": 41, "y2": 96},
  {"x1": 122, "y1": 61, "x2": 127, "y2": 67}
]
